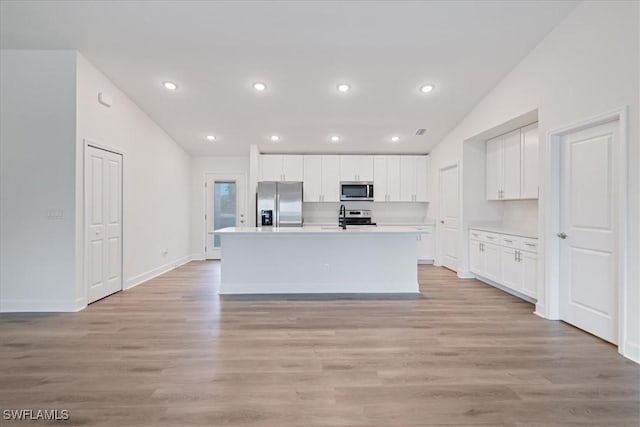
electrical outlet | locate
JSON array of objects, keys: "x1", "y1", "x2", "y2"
[{"x1": 46, "y1": 208, "x2": 64, "y2": 220}]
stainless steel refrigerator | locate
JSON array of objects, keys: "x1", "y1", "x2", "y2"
[{"x1": 256, "y1": 181, "x2": 303, "y2": 227}]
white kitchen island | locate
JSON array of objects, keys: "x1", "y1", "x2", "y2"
[{"x1": 214, "y1": 226, "x2": 421, "y2": 294}]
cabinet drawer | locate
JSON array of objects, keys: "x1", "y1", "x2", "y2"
[
  {"x1": 500, "y1": 235, "x2": 522, "y2": 249},
  {"x1": 469, "y1": 229, "x2": 483, "y2": 241},
  {"x1": 521, "y1": 237, "x2": 538, "y2": 252},
  {"x1": 480, "y1": 231, "x2": 500, "y2": 244}
]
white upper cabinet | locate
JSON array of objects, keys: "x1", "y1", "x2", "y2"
[
  {"x1": 260, "y1": 155, "x2": 284, "y2": 181},
  {"x1": 486, "y1": 136, "x2": 503, "y2": 200},
  {"x1": 400, "y1": 155, "x2": 430, "y2": 202},
  {"x1": 282, "y1": 155, "x2": 304, "y2": 181},
  {"x1": 485, "y1": 123, "x2": 538, "y2": 201},
  {"x1": 260, "y1": 155, "x2": 303, "y2": 181},
  {"x1": 373, "y1": 156, "x2": 401, "y2": 202},
  {"x1": 520, "y1": 123, "x2": 539, "y2": 199},
  {"x1": 303, "y1": 155, "x2": 340, "y2": 202},
  {"x1": 502, "y1": 129, "x2": 522, "y2": 200},
  {"x1": 302, "y1": 156, "x2": 322, "y2": 202},
  {"x1": 340, "y1": 155, "x2": 374, "y2": 182},
  {"x1": 415, "y1": 155, "x2": 430, "y2": 202}
]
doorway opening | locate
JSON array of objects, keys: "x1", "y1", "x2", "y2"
[
  {"x1": 204, "y1": 173, "x2": 246, "y2": 260},
  {"x1": 544, "y1": 108, "x2": 629, "y2": 356},
  {"x1": 438, "y1": 164, "x2": 459, "y2": 272}
]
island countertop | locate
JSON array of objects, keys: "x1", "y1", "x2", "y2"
[
  {"x1": 214, "y1": 225, "x2": 420, "y2": 294},
  {"x1": 215, "y1": 225, "x2": 423, "y2": 235}
]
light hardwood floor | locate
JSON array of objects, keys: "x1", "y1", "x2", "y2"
[{"x1": 1, "y1": 262, "x2": 638, "y2": 426}]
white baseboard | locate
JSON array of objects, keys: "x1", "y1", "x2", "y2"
[
  {"x1": 457, "y1": 270, "x2": 474, "y2": 279},
  {"x1": 622, "y1": 340, "x2": 640, "y2": 364},
  {"x1": 418, "y1": 259, "x2": 434, "y2": 265},
  {"x1": 473, "y1": 275, "x2": 537, "y2": 304},
  {"x1": 191, "y1": 253, "x2": 205, "y2": 261},
  {"x1": 1, "y1": 296, "x2": 85, "y2": 313},
  {"x1": 219, "y1": 281, "x2": 420, "y2": 294},
  {"x1": 124, "y1": 255, "x2": 191, "y2": 290}
]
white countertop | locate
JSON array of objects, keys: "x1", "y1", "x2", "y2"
[
  {"x1": 468, "y1": 223, "x2": 538, "y2": 239},
  {"x1": 216, "y1": 225, "x2": 422, "y2": 235}
]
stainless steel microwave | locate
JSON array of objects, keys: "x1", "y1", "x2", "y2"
[{"x1": 340, "y1": 182, "x2": 374, "y2": 201}]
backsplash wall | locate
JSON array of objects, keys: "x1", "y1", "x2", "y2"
[
  {"x1": 501, "y1": 200, "x2": 538, "y2": 232},
  {"x1": 303, "y1": 202, "x2": 431, "y2": 225}
]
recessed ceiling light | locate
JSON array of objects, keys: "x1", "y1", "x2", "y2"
[
  {"x1": 270, "y1": 135, "x2": 280, "y2": 142},
  {"x1": 391, "y1": 136, "x2": 400, "y2": 142},
  {"x1": 163, "y1": 81, "x2": 178, "y2": 90},
  {"x1": 253, "y1": 82, "x2": 267, "y2": 91},
  {"x1": 330, "y1": 135, "x2": 340, "y2": 142},
  {"x1": 420, "y1": 84, "x2": 434, "y2": 93},
  {"x1": 337, "y1": 83, "x2": 351, "y2": 92},
  {"x1": 206, "y1": 135, "x2": 216, "y2": 141}
]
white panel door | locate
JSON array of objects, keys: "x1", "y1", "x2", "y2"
[
  {"x1": 282, "y1": 155, "x2": 303, "y2": 181},
  {"x1": 303, "y1": 156, "x2": 322, "y2": 202},
  {"x1": 483, "y1": 242, "x2": 501, "y2": 282},
  {"x1": 373, "y1": 156, "x2": 388, "y2": 202},
  {"x1": 439, "y1": 165, "x2": 459, "y2": 271},
  {"x1": 206, "y1": 174, "x2": 246, "y2": 260},
  {"x1": 502, "y1": 129, "x2": 522, "y2": 199},
  {"x1": 86, "y1": 145, "x2": 122, "y2": 304},
  {"x1": 386, "y1": 156, "x2": 402, "y2": 202},
  {"x1": 415, "y1": 156, "x2": 429, "y2": 202},
  {"x1": 521, "y1": 123, "x2": 539, "y2": 199},
  {"x1": 321, "y1": 156, "x2": 340, "y2": 202},
  {"x1": 260, "y1": 155, "x2": 283, "y2": 181},
  {"x1": 486, "y1": 136, "x2": 502, "y2": 200},
  {"x1": 501, "y1": 248, "x2": 521, "y2": 291},
  {"x1": 521, "y1": 250, "x2": 537, "y2": 297},
  {"x1": 559, "y1": 121, "x2": 619, "y2": 344}
]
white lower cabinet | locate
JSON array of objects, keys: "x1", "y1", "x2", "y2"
[
  {"x1": 469, "y1": 228, "x2": 537, "y2": 300},
  {"x1": 416, "y1": 228, "x2": 434, "y2": 263}
]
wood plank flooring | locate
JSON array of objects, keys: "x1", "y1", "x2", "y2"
[{"x1": 1, "y1": 262, "x2": 638, "y2": 426}]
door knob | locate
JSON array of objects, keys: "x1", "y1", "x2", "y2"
[
  {"x1": 557, "y1": 232, "x2": 568, "y2": 239},
  {"x1": 440, "y1": 220, "x2": 445, "y2": 224}
]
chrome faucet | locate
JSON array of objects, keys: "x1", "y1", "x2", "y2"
[{"x1": 339, "y1": 204, "x2": 347, "y2": 230}]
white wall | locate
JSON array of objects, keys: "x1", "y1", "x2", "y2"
[
  {"x1": 190, "y1": 156, "x2": 249, "y2": 258},
  {"x1": 0, "y1": 50, "x2": 79, "y2": 311},
  {"x1": 429, "y1": 1, "x2": 639, "y2": 360},
  {"x1": 75, "y1": 53, "x2": 192, "y2": 296}
]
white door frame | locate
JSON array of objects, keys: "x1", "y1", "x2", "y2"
[
  {"x1": 203, "y1": 172, "x2": 247, "y2": 260},
  {"x1": 83, "y1": 139, "x2": 125, "y2": 307},
  {"x1": 437, "y1": 162, "x2": 460, "y2": 271},
  {"x1": 541, "y1": 107, "x2": 630, "y2": 358}
]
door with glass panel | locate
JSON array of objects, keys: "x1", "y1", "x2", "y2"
[{"x1": 205, "y1": 174, "x2": 246, "y2": 260}]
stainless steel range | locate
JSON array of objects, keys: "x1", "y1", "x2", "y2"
[{"x1": 338, "y1": 209, "x2": 376, "y2": 227}]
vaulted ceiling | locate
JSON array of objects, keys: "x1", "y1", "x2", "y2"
[{"x1": 0, "y1": 1, "x2": 578, "y2": 155}]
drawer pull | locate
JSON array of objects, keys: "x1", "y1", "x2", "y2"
[
  {"x1": 486, "y1": 236, "x2": 496, "y2": 240},
  {"x1": 524, "y1": 243, "x2": 536, "y2": 247},
  {"x1": 504, "y1": 239, "x2": 513, "y2": 243}
]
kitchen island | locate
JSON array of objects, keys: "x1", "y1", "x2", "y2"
[{"x1": 214, "y1": 226, "x2": 421, "y2": 294}]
